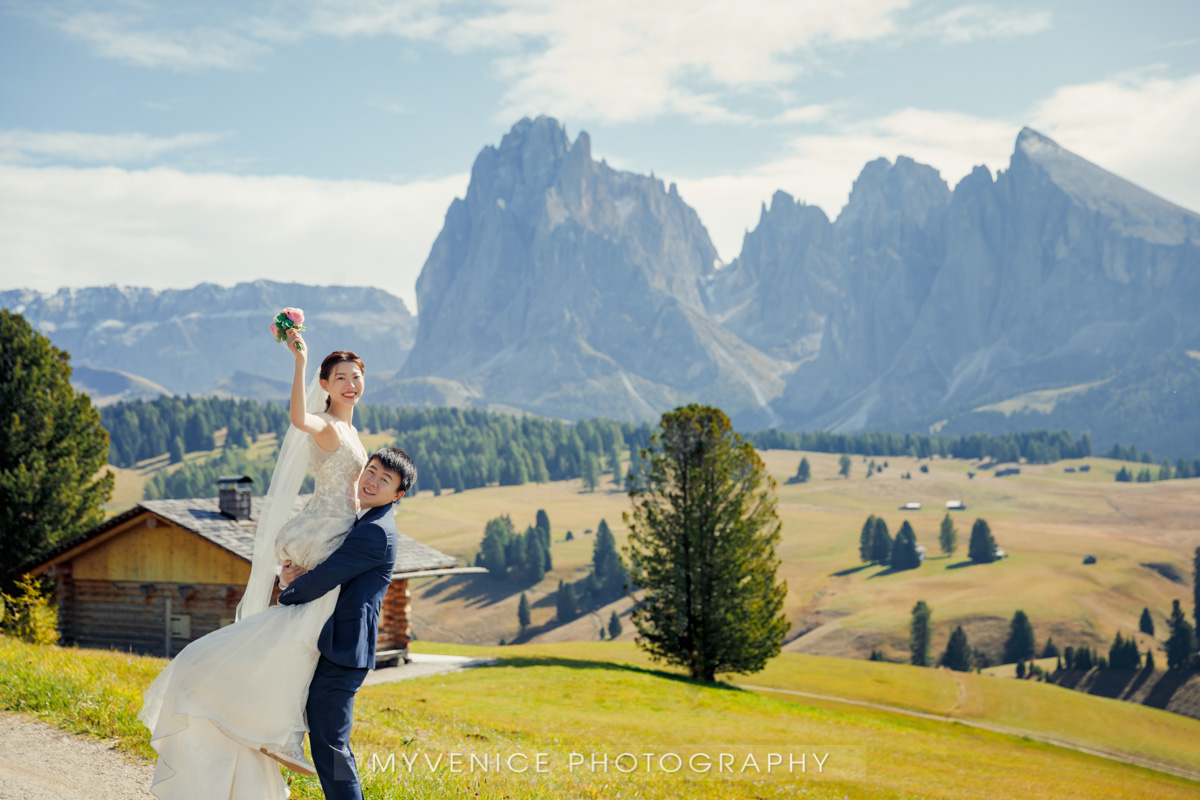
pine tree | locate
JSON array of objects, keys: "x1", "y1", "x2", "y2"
[
  {"x1": 169, "y1": 436, "x2": 185, "y2": 465},
  {"x1": 0, "y1": 311, "x2": 114, "y2": 577},
  {"x1": 795, "y1": 456, "x2": 811, "y2": 483},
  {"x1": 524, "y1": 532, "x2": 546, "y2": 583},
  {"x1": 1003, "y1": 610, "x2": 1035, "y2": 663},
  {"x1": 839, "y1": 454, "x2": 851, "y2": 478},
  {"x1": 478, "y1": 515, "x2": 514, "y2": 577},
  {"x1": 556, "y1": 580, "x2": 577, "y2": 623},
  {"x1": 584, "y1": 453, "x2": 600, "y2": 492},
  {"x1": 859, "y1": 515, "x2": 877, "y2": 563},
  {"x1": 890, "y1": 521, "x2": 921, "y2": 571},
  {"x1": 1115, "y1": 466, "x2": 1132, "y2": 482},
  {"x1": 1041, "y1": 637, "x2": 1060, "y2": 658},
  {"x1": 518, "y1": 592, "x2": 531, "y2": 630},
  {"x1": 941, "y1": 625, "x2": 971, "y2": 671},
  {"x1": 184, "y1": 413, "x2": 214, "y2": 452},
  {"x1": 1193, "y1": 546, "x2": 1200, "y2": 640},
  {"x1": 1016, "y1": 660, "x2": 1026, "y2": 679},
  {"x1": 939, "y1": 513, "x2": 957, "y2": 557},
  {"x1": 592, "y1": 518, "x2": 626, "y2": 600},
  {"x1": 1146, "y1": 649, "x2": 1156, "y2": 671},
  {"x1": 626, "y1": 404, "x2": 789, "y2": 681},
  {"x1": 1165, "y1": 599, "x2": 1197, "y2": 670},
  {"x1": 608, "y1": 611, "x2": 622, "y2": 639},
  {"x1": 1139, "y1": 607, "x2": 1155, "y2": 637},
  {"x1": 968, "y1": 518, "x2": 998, "y2": 564},
  {"x1": 870, "y1": 517, "x2": 892, "y2": 564},
  {"x1": 536, "y1": 509, "x2": 551, "y2": 539},
  {"x1": 910, "y1": 600, "x2": 932, "y2": 667}
]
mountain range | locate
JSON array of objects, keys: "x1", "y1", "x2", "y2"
[{"x1": 4, "y1": 118, "x2": 1198, "y2": 458}]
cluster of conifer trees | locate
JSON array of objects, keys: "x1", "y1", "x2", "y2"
[
  {"x1": 555, "y1": 519, "x2": 628, "y2": 622},
  {"x1": 474, "y1": 511, "x2": 553, "y2": 584},
  {"x1": 748, "y1": 428, "x2": 1093, "y2": 464},
  {"x1": 100, "y1": 396, "x2": 289, "y2": 467},
  {"x1": 858, "y1": 514, "x2": 1000, "y2": 570}
]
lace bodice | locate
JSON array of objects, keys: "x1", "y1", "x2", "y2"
[{"x1": 274, "y1": 416, "x2": 367, "y2": 569}]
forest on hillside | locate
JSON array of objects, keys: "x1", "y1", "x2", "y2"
[{"x1": 99, "y1": 396, "x2": 1108, "y2": 501}]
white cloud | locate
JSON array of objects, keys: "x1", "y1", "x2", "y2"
[
  {"x1": 0, "y1": 163, "x2": 469, "y2": 312},
  {"x1": 34, "y1": 7, "x2": 269, "y2": 71},
  {"x1": 677, "y1": 70, "x2": 1200, "y2": 261},
  {"x1": 1028, "y1": 71, "x2": 1200, "y2": 212},
  {"x1": 925, "y1": 4, "x2": 1052, "y2": 44},
  {"x1": 0, "y1": 129, "x2": 224, "y2": 165},
  {"x1": 19, "y1": 1, "x2": 1057, "y2": 125},
  {"x1": 472, "y1": 0, "x2": 913, "y2": 124}
]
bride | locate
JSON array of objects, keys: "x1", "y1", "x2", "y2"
[{"x1": 139, "y1": 329, "x2": 368, "y2": 800}]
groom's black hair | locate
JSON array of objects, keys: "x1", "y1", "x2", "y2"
[{"x1": 367, "y1": 446, "x2": 417, "y2": 499}]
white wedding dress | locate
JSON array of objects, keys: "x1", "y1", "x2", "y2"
[{"x1": 139, "y1": 415, "x2": 367, "y2": 800}]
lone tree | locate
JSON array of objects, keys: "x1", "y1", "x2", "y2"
[
  {"x1": 1003, "y1": 610, "x2": 1036, "y2": 664},
  {"x1": 1139, "y1": 607, "x2": 1155, "y2": 637},
  {"x1": 794, "y1": 456, "x2": 811, "y2": 483},
  {"x1": 838, "y1": 454, "x2": 852, "y2": 479},
  {"x1": 968, "y1": 518, "x2": 999, "y2": 564},
  {"x1": 1166, "y1": 599, "x2": 1197, "y2": 670},
  {"x1": 608, "y1": 611, "x2": 622, "y2": 639},
  {"x1": 1, "y1": 311, "x2": 114, "y2": 579},
  {"x1": 891, "y1": 521, "x2": 921, "y2": 571},
  {"x1": 910, "y1": 600, "x2": 932, "y2": 667},
  {"x1": 939, "y1": 513, "x2": 957, "y2": 557},
  {"x1": 941, "y1": 625, "x2": 971, "y2": 671},
  {"x1": 517, "y1": 592, "x2": 531, "y2": 630},
  {"x1": 625, "y1": 404, "x2": 789, "y2": 682}
]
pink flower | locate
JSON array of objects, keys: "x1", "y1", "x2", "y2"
[
  {"x1": 284, "y1": 307, "x2": 305, "y2": 325},
  {"x1": 270, "y1": 322, "x2": 280, "y2": 339}
]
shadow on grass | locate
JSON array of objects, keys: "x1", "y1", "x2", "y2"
[
  {"x1": 944, "y1": 560, "x2": 977, "y2": 570},
  {"x1": 480, "y1": 655, "x2": 746, "y2": 692},
  {"x1": 829, "y1": 564, "x2": 871, "y2": 577},
  {"x1": 418, "y1": 574, "x2": 525, "y2": 608},
  {"x1": 1144, "y1": 669, "x2": 1194, "y2": 709}
]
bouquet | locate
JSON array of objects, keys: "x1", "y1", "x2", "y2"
[{"x1": 271, "y1": 307, "x2": 306, "y2": 351}]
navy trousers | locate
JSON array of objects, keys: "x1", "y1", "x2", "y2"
[{"x1": 306, "y1": 655, "x2": 369, "y2": 800}]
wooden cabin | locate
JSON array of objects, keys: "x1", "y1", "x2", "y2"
[{"x1": 21, "y1": 478, "x2": 468, "y2": 665}]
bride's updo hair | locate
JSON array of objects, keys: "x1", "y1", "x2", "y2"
[{"x1": 319, "y1": 350, "x2": 365, "y2": 411}]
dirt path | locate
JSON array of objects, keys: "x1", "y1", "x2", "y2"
[
  {"x1": 0, "y1": 714, "x2": 154, "y2": 800},
  {"x1": 0, "y1": 654, "x2": 492, "y2": 800},
  {"x1": 737, "y1": 682, "x2": 1200, "y2": 784}
]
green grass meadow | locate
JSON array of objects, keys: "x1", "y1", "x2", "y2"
[{"x1": 3, "y1": 637, "x2": 1198, "y2": 799}]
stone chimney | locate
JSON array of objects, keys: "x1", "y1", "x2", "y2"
[{"x1": 217, "y1": 475, "x2": 253, "y2": 520}]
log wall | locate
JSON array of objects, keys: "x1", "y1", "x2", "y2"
[{"x1": 377, "y1": 579, "x2": 411, "y2": 651}]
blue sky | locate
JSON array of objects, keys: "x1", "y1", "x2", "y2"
[{"x1": 2, "y1": 1, "x2": 1198, "y2": 312}]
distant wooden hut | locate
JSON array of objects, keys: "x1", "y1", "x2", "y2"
[{"x1": 19, "y1": 478, "x2": 474, "y2": 665}]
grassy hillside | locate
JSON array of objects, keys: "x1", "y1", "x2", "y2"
[
  {"x1": 100, "y1": 439, "x2": 1199, "y2": 669},
  {"x1": 3, "y1": 638, "x2": 1198, "y2": 799},
  {"x1": 395, "y1": 450, "x2": 1197, "y2": 664}
]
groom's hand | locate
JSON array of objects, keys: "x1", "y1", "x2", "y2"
[{"x1": 279, "y1": 560, "x2": 308, "y2": 588}]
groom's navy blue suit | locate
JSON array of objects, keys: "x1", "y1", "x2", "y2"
[{"x1": 278, "y1": 501, "x2": 397, "y2": 800}]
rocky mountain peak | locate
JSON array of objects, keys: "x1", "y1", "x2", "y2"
[
  {"x1": 838, "y1": 155, "x2": 950, "y2": 230},
  {"x1": 1009, "y1": 127, "x2": 1199, "y2": 245}
]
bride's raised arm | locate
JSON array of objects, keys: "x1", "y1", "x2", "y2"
[{"x1": 286, "y1": 329, "x2": 340, "y2": 452}]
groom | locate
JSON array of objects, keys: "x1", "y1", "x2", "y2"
[{"x1": 277, "y1": 446, "x2": 417, "y2": 800}]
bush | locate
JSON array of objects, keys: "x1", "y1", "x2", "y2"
[{"x1": 1, "y1": 574, "x2": 58, "y2": 645}]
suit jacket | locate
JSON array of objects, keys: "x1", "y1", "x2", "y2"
[{"x1": 277, "y1": 502, "x2": 397, "y2": 670}]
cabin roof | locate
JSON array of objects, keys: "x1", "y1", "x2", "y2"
[{"x1": 16, "y1": 496, "x2": 458, "y2": 576}]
